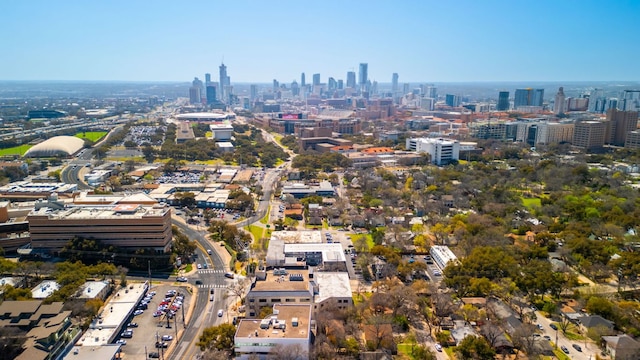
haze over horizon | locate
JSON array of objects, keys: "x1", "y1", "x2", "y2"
[{"x1": 1, "y1": 0, "x2": 638, "y2": 83}]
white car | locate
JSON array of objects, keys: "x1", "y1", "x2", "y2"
[
  {"x1": 161, "y1": 335, "x2": 173, "y2": 341},
  {"x1": 197, "y1": 263, "x2": 202, "y2": 269},
  {"x1": 217, "y1": 309, "x2": 224, "y2": 317},
  {"x1": 435, "y1": 343, "x2": 443, "y2": 352}
]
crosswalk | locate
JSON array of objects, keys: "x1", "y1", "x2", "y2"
[
  {"x1": 197, "y1": 283, "x2": 227, "y2": 289},
  {"x1": 198, "y1": 269, "x2": 225, "y2": 274}
]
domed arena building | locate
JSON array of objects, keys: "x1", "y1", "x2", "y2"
[{"x1": 24, "y1": 136, "x2": 85, "y2": 158}]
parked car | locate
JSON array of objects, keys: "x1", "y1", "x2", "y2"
[
  {"x1": 162, "y1": 335, "x2": 173, "y2": 341},
  {"x1": 550, "y1": 323, "x2": 558, "y2": 330},
  {"x1": 176, "y1": 276, "x2": 188, "y2": 282},
  {"x1": 116, "y1": 339, "x2": 127, "y2": 345},
  {"x1": 435, "y1": 343, "x2": 443, "y2": 352},
  {"x1": 561, "y1": 345, "x2": 569, "y2": 354},
  {"x1": 127, "y1": 322, "x2": 138, "y2": 328},
  {"x1": 120, "y1": 331, "x2": 133, "y2": 338},
  {"x1": 133, "y1": 310, "x2": 144, "y2": 316},
  {"x1": 155, "y1": 342, "x2": 168, "y2": 348},
  {"x1": 148, "y1": 352, "x2": 160, "y2": 358},
  {"x1": 572, "y1": 344, "x2": 582, "y2": 352}
]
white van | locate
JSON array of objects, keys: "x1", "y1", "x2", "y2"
[{"x1": 207, "y1": 249, "x2": 212, "y2": 255}]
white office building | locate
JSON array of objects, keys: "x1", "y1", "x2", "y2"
[
  {"x1": 406, "y1": 138, "x2": 460, "y2": 165},
  {"x1": 430, "y1": 245, "x2": 458, "y2": 270}
]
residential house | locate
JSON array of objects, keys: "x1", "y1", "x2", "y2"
[
  {"x1": 578, "y1": 315, "x2": 615, "y2": 334},
  {"x1": 602, "y1": 334, "x2": 640, "y2": 360}
]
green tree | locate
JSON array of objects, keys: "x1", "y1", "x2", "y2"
[
  {"x1": 456, "y1": 335, "x2": 496, "y2": 360},
  {"x1": 197, "y1": 323, "x2": 236, "y2": 351}
]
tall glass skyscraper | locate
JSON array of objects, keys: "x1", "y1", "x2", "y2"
[
  {"x1": 497, "y1": 91, "x2": 510, "y2": 110},
  {"x1": 358, "y1": 63, "x2": 368, "y2": 90}
]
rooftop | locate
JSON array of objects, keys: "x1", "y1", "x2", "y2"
[
  {"x1": 29, "y1": 203, "x2": 169, "y2": 220},
  {"x1": 235, "y1": 304, "x2": 311, "y2": 339},
  {"x1": 252, "y1": 270, "x2": 310, "y2": 292},
  {"x1": 314, "y1": 272, "x2": 352, "y2": 303}
]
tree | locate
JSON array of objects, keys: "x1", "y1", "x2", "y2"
[
  {"x1": 197, "y1": 324, "x2": 236, "y2": 351},
  {"x1": 267, "y1": 343, "x2": 308, "y2": 360},
  {"x1": 456, "y1": 335, "x2": 496, "y2": 360}
]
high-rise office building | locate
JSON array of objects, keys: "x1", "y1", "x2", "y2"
[
  {"x1": 346, "y1": 71, "x2": 356, "y2": 89},
  {"x1": 620, "y1": 90, "x2": 640, "y2": 111},
  {"x1": 573, "y1": 121, "x2": 606, "y2": 150},
  {"x1": 392, "y1": 73, "x2": 399, "y2": 93},
  {"x1": 497, "y1": 91, "x2": 510, "y2": 111},
  {"x1": 189, "y1": 86, "x2": 201, "y2": 105},
  {"x1": 403, "y1": 83, "x2": 410, "y2": 95},
  {"x1": 337, "y1": 79, "x2": 344, "y2": 90},
  {"x1": 605, "y1": 108, "x2": 639, "y2": 146},
  {"x1": 291, "y1": 81, "x2": 299, "y2": 96},
  {"x1": 219, "y1": 63, "x2": 228, "y2": 102},
  {"x1": 312, "y1": 73, "x2": 321, "y2": 86},
  {"x1": 514, "y1": 88, "x2": 544, "y2": 108},
  {"x1": 273, "y1": 79, "x2": 279, "y2": 92},
  {"x1": 445, "y1": 94, "x2": 461, "y2": 107},
  {"x1": 426, "y1": 85, "x2": 437, "y2": 99},
  {"x1": 301, "y1": 73, "x2": 306, "y2": 87},
  {"x1": 206, "y1": 84, "x2": 217, "y2": 105},
  {"x1": 588, "y1": 88, "x2": 604, "y2": 113},
  {"x1": 189, "y1": 77, "x2": 203, "y2": 104},
  {"x1": 250, "y1": 84, "x2": 258, "y2": 101},
  {"x1": 205, "y1": 73, "x2": 211, "y2": 85},
  {"x1": 359, "y1": 63, "x2": 368, "y2": 90},
  {"x1": 554, "y1": 87, "x2": 566, "y2": 114},
  {"x1": 328, "y1": 77, "x2": 337, "y2": 92}
]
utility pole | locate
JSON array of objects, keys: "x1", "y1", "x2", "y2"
[{"x1": 148, "y1": 260, "x2": 152, "y2": 289}]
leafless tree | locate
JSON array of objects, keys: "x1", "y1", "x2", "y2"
[{"x1": 267, "y1": 343, "x2": 308, "y2": 360}]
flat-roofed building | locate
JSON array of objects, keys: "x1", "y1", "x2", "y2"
[
  {"x1": 406, "y1": 137, "x2": 460, "y2": 165},
  {"x1": 573, "y1": 120, "x2": 606, "y2": 151},
  {"x1": 209, "y1": 122, "x2": 234, "y2": 141},
  {"x1": 0, "y1": 181, "x2": 78, "y2": 202},
  {"x1": 235, "y1": 303, "x2": 312, "y2": 360},
  {"x1": 430, "y1": 245, "x2": 458, "y2": 270},
  {"x1": 27, "y1": 203, "x2": 172, "y2": 253},
  {"x1": 176, "y1": 121, "x2": 195, "y2": 143},
  {"x1": 246, "y1": 269, "x2": 313, "y2": 318}
]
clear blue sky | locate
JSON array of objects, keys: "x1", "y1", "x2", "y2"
[{"x1": 1, "y1": 0, "x2": 638, "y2": 83}]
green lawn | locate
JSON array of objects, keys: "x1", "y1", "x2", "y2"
[
  {"x1": 259, "y1": 212, "x2": 269, "y2": 225},
  {"x1": 551, "y1": 349, "x2": 571, "y2": 360},
  {"x1": 397, "y1": 343, "x2": 417, "y2": 359},
  {"x1": 521, "y1": 197, "x2": 541, "y2": 209},
  {"x1": 246, "y1": 224, "x2": 265, "y2": 241},
  {"x1": 352, "y1": 233, "x2": 375, "y2": 250},
  {"x1": 75, "y1": 131, "x2": 107, "y2": 142},
  {"x1": 0, "y1": 144, "x2": 32, "y2": 156}
]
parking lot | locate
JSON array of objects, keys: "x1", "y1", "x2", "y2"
[{"x1": 115, "y1": 284, "x2": 192, "y2": 359}]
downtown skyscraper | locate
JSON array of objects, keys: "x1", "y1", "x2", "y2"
[
  {"x1": 219, "y1": 63, "x2": 230, "y2": 103},
  {"x1": 358, "y1": 63, "x2": 368, "y2": 91}
]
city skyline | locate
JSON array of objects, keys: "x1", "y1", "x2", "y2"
[{"x1": 1, "y1": 0, "x2": 639, "y2": 83}]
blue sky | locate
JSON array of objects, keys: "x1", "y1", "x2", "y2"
[{"x1": 1, "y1": 0, "x2": 638, "y2": 82}]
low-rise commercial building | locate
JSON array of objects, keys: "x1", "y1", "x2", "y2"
[
  {"x1": 430, "y1": 245, "x2": 458, "y2": 270},
  {"x1": 234, "y1": 303, "x2": 312, "y2": 360}
]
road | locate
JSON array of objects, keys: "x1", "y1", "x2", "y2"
[
  {"x1": 169, "y1": 219, "x2": 232, "y2": 360},
  {"x1": 534, "y1": 310, "x2": 599, "y2": 360}
]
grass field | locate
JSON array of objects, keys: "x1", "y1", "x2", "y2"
[
  {"x1": 0, "y1": 144, "x2": 32, "y2": 156},
  {"x1": 246, "y1": 225, "x2": 265, "y2": 241},
  {"x1": 75, "y1": 131, "x2": 107, "y2": 142},
  {"x1": 521, "y1": 197, "x2": 541, "y2": 209},
  {"x1": 351, "y1": 233, "x2": 375, "y2": 250}
]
